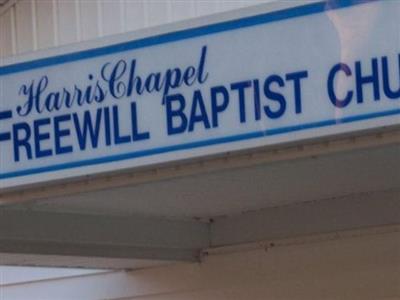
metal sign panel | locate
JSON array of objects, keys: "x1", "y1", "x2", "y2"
[{"x1": 0, "y1": 0, "x2": 399, "y2": 188}]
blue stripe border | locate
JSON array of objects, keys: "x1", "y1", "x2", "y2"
[{"x1": 0, "y1": 0, "x2": 386, "y2": 180}]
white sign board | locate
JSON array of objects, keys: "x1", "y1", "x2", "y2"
[{"x1": 0, "y1": 0, "x2": 399, "y2": 188}]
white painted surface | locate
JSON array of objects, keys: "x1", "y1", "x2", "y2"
[
  {"x1": 0, "y1": 1, "x2": 399, "y2": 298},
  {"x1": 1, "y1": 187, "x2": 398, "y2": 269},
  {"x1": 0, "y1": 0, "x2": 274, "y2": 59},
  {"x1": 1, "y1": 228, "x2": 399, "y2": 299},
  {"x1": 0, "y1": 5, "x2": 15, "y2": 58},
  {"x1": 14, "y1": 0, "x2": 35, "y2": 53},
  {"x1": 0, "y1": 266, "x2": 106, "y2": 285},
  {"x1": 23, "y1": 144, "x2": 400, "y2": 219}
]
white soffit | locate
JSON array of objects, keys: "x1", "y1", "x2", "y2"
[{"x1": 11, "y1": 143, "x2": 400, "y2": 220}]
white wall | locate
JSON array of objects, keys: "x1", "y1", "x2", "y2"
[{"x1": 0, "y1": 0, "x2": 273, "y2": 59}]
